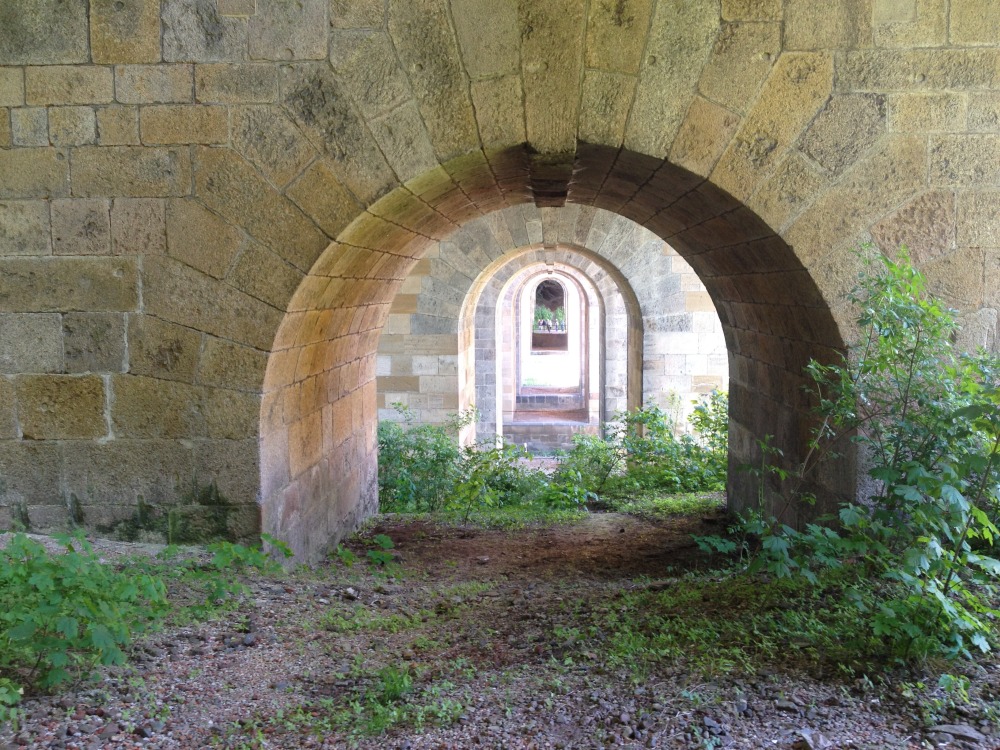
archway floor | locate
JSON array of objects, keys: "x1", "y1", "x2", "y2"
[{"x1": 3, "y1": 511, "x2": 986, "y2": 748}]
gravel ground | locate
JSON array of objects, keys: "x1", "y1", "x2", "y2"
[{"x1": 2, "y1": 516, "x2": 1000, "y2": 750}]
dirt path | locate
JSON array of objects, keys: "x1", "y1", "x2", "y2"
[{"x1": 2, "y1": 511, "x2": 997, "y2": 749}]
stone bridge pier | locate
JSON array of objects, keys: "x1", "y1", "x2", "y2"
[{"x1": 0, "y1": 0, "x2": 996, "y2": 559}]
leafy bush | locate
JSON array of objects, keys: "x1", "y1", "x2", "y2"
[
  {"x1": 730, "y1": 249, "x2": 1000, "y2": 661},
  {"x1": 0, "y1": 533, "x2": 168, "y2": 698}
]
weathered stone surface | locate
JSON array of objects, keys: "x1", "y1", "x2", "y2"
[
  {"x1": 451, "y1": 0, "x2": 520, "y2": 79},
  {"x1": 329, "y1": 30, "x2": 411, "y2": 119},
  {"x1": 11, "y1": 107, "x2": 48, "y2": 146},
  {"x1": 388, "y1": 0, "x2": 480, "y2": 159},
  {"x1": 195, "y1": 63, "x2": 279, "y2": 103},
  {"x1": 470, "y1": 76, "x2": 525, "y2": 147},
  {"x1": 0, "y1": 377, "x2": 16, "y2": 437},
  {"x1": 193, "y1": 439, "x2": 259, "y2": 518},
  {"x1": 579, "y1": 70, "x2": 635, "y2": 146},
  {"x1": 49, "y1": 106, "x2": 97, "y2": 146},
  {"x1": 584, "y1": 0, "x2": 653, "y2": 75},
  {"x1": 369, "y1": 103, "x2": 439, "y2": 184},
  {"x1": 0, "y1": 201, "x2": 51, "y2": 256},
  {"x1": 16, "y1": 374, "x2": 106, "y2": 439},
  {"x1": 63, "y1": 312, "x2": 126, "y2": 372},
  {"x1": 0, "y1": 442, "x2": 63, "y2": 504},
  {"x1": 0, "y1": 149, "x2": 68, "y2": 199},
  {"x1": 202, "y1": 387, "x2": 258, "y2": 439},
  {"x1": 63, "y1": 440, "x2": 192, "y2": 507},
  {"x1": 873, "y1": 0, "x2": 946, "y2": 48},
  {"x1": 166, "y1": 199, "x2": 244, "y2": 277},
  {"x1": 231, "y1": 105, "x2": 317, "y2": 187},
  {"x1": 838, "y1": 49, "x2": 1000, "y2": 91},
  {"x1": 515, "y1": 0, "x2": 585, "y2": 155},
  {"x1": 331, "y1": 0, "x2": 383, "y2": 27},
  {"x1": 747, "y1": 150, "x2": 827, "y2": 231},
  {"x1": 143, "y1": 255, "x2": 282, "y2": 349},
  {"x1": 0, "y1": 257, "x2": 138, "y2": 312},
  {"x1": 957, "y1": 190, "x2": 1000, "y2": 248},
  {"x1": 801, "y1": 94, "x2": 886, "y2": 175},
  {"x1": 626, "y1": 0, "x2": 724, "y2": 157},
  {"x1": 722, "y1": 0, "x2": 782, "y2": 19},
  {"x1": 699, "y1": 22, "x2": 780, "y2": 115},
  {"x1": 955, "y1": 308, "x2": 998, "y2": 358},
  {"x1": 162, "y1": 0, "x2": 248, "y2": 62},
  {"x1": 198, "y1": 337, "x2": 267, "y2": 391},
  {"x1": 141, "y1": 104, "x2": 228, "y2": 144},
  {"x1": 951, "y1": 0, "x2": 1000, "y2": 46},
  {"x1": 930, "y1": 135, "x2": 1000, "y2": 186},
  {"x1": 96, "y1": 105, "x2": 139, "y2": 144},
  {"x1": 192, "y1": 146, "x2": 329, "y2": 271},
  {"x1": 90, "y1": 0, "x2": 161, "y2": 64},
  {"x1": 217, "y1": 0, "x2": 255, "y2": 16},
  {"x1": 0, "y1": 314, "x2": 62, "y2": 372},
  {"x1": 888, "y1": 92, "x2": 965, "y2": 132},
  {"x1": 281, "y1": 63, "x2": 397, "y2": 203},
  {"x1": 0, "y1": 0, "x2": 89, "y2": 64},
  {"x1": 72, "y1": 146, "x2": 192, "y2": 197},
  {"x1": 228, "y1": 241, "x2": 305, "y2": 308},
  {"x1": 670, "y1": 96, "x2": 741, "y2": 177},
  {"x1": 111, "y1": 374, "x2": 203, "y2": 438},
  {"x1": 249, "y1": 0, "x2": 326, "y2": 61},
  {"x1": 25, "y1": 66, "x2": 114, "y2": 106},
  {"x1": 0, "y1": 68, "x2": 22, "y2": 106},
  {"x1": 51, "y1": 198, "x2": 112, "y2": 255},
  {"x1": 872, "y1": 190, "x2": 955, "y2": 262},
  {"x1": 128, "y1": 314, "x2": 202, "y2": 381},
  {"x1": 968, "y1": 93, "x2": 1000, "y2": 132},
  {"x1": 116, "y1": 65, "x2": 193, "y2": 104},
  {"x1": 922, "y1": 247, "x2": 985, "y2": 310},
  {"x1": 713, "y1": 52, "x2": 834, "y2": 201},
  {"x1": 785, "y1": 0, "x2": 872, "y2": 49},
  {"x1": 286, "y1": 159, "x2": 362, "y2": 238},
  {"x1": 111, "y1": 198, "x2": 166, "y2": 255},
  {"x1": 0, "y1": 111, "x2": 9, "y2": 148}
]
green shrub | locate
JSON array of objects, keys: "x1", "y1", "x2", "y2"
[
  {"x1": 0, "y1": 533, "x2": 168, "y2": 696},
  {"x1": 733, "y1": 249, "x2": 1000, "y2": 661}
]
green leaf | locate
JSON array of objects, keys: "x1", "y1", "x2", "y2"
[{"x1": 8, "y1": 620, "x2": 36, "y2": 641}]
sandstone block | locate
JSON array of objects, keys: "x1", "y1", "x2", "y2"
[
  {"x1": 143, "y1": 255, "x2": 282, "y2": 349},
  {"x1": 90, "y1": 0, "x2": 161, "y2": 64},
  {"x1": 872, "y1": 190, "x2": 955, "y2": 263},
  {"x1": 16, "y1": 374, "x2": 107, "y2": 439},
  {"x1": 0, "y1": 149, "x2": 68, "y2": 199},
  {"x1": 922, "y1": 247, "x2": 985, "y2": 310},
  {"x1": 249, "y1": 0, "x2": 327, "y2": 60},
  {"x1": 25, "y1": 66, "x2": 114, "y2": 106},
  {"x1": 195, "y1": 63, "x2": 279, "y2": 103},
  {"x1": 96, "y1": 105, "x2": 139, "y2": 144},
  {"x1": 329, "y1": 30, "x2": 411, "y2": 119},
  {"x1": 111, "y1": 198, "x2": 166, "y2": 255},
  {"x1": 331, "y1": 0, "x2": 384, "y2": 27},
  {"x1": 231, "y1": 105, "x2": 317, "y2": 187},
  {"x1": 227, "y1": 241, "x2": 304, "y2": 309},
  {"x1": 11, "y1": 107, "x2": 47, "y2": 146},
  {"x1": 583, "y1": 0, "x2": 653, "y2": 76},
  {"x1": 286, "y1": 159, "x2": 362, "y2": 238},
  {"x1": 111, "y1": 374, "x2": 203, "y2": 438},
  {"x1": 722, "y1": 0, "x2": 782, "y2": 19},
  {"x1": 162, "y1": 0, "x2": 248, "y2": 62},
  {"x1": 0, "y1": 0, "x2": 89, "y2": 64},
  {"x1": 141, "y1": 104, "x2": 228, "y2": 144},
  {"x1": 63, "y1": 440, "x2": 193, "y2": 507},
  {"x1": 193, "y1": 439, "x2": 259, "y2": 513},
  {"x1": 192, "y1": 146, "x2": 329, "y2": 271},
  {"x1": 51, "y1": 198, "x2": 111, "y2": 255},
  {"x1": 288, "y1": 411, "x2": 322, "y2": 477},
  {"x1": 63, "y1": 312, "x2": 126, "y2": 372},
  {"x1": 0, "y1": 377, "x2": 15, "y2": 437},
  {"x1": 699, "y1": 21, "x2": 781, "y2": 115},
  {"x1": 839, "y1": 49, "x2": 1000, "y2": 92},
  {"x1": 930, "y1": 135, "x2": 1000, "y2": 186},
  {"x1": 49, "y1": 106, "x2": 97, "y2": 146},
  {"x1": 452, "y1": 0, "x2": 520, "y2": 78},
  {"x1": 470, "y1": 76, "x2": 525, "y2": 147},
  {"x1": 128, "y1": 314, "x2": 202, "y2": 381},
  {"x1": 0, "y1": 67, "x2": 24, "y2": 106},
  {"x1": 957, "y1": 190, "x2": 1000, "y2": 248},
  {"x1": 369, "y1": 102, "x2": 439, "y2": 184},
  {"x1": 0, "y1": 201, "x2": 51, "y2": 255},
  {"x1": 217, "y1": 0, "x2": 255, "y2": 16},
  {"x1": 0, "y1": 109, "x2": 9, "y2": 148},
  {"x1": 198, "y1": 337, "x2": 267, "y2": 391},
  {"x1": 670, "y1": 96, "x2": 741, "y2": 177},
  {"x1": 0, "y1": 257, "x2": 139, "y2": 312},
  {"x1": 873, "y1": 0, "x2": 946, "y2": 48},
  {"x1": 784, "y1": 0, "x2": 871, "y2": 49},
  {"x1": 72, "y1": 146, "x2": 192, "y2": 197},
  {"x1": 115, "y1": 65, "x2": 193, "y2": 104},
  {"x1": 202, "y1": 387, "x2": 259, "y2": 439},
  {"x1": 888, "y1": 92, "x2": 965, "y2": 133},
  {"x1": 0, "y1": 442, "x2": 63, "y2": 506},
  {"x1": 950, "y1": 0, "x2": 1000, "y2": 45},
  {"x1": 388, "y1": 0, "x2": 480, "y2": 159},
  {"x1": 968, "y1": 93, "x2": 1000, "y2": 132},
  {"x1": 0, "y1": 314, "x2": 62, "y2": 373},
  {"x1": 579, "y1": 70, "x2": 635, "y2": 146},
  {"x1": 800, "y1": 94, "x2": 886, "y2": 175},
  {"x1": 281, "y1": 63, "x2": 397, "y2": 204},
  {"x1": 626, "y1": 0, "x2": 721, "y2": 157},
  {"x1": 166, "y1": 198, "x2": 244, "y2": 278}
]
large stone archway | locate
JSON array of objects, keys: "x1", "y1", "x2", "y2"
[{"x1": 0, "y1": 1, "x2": 996, "y2": 559}]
